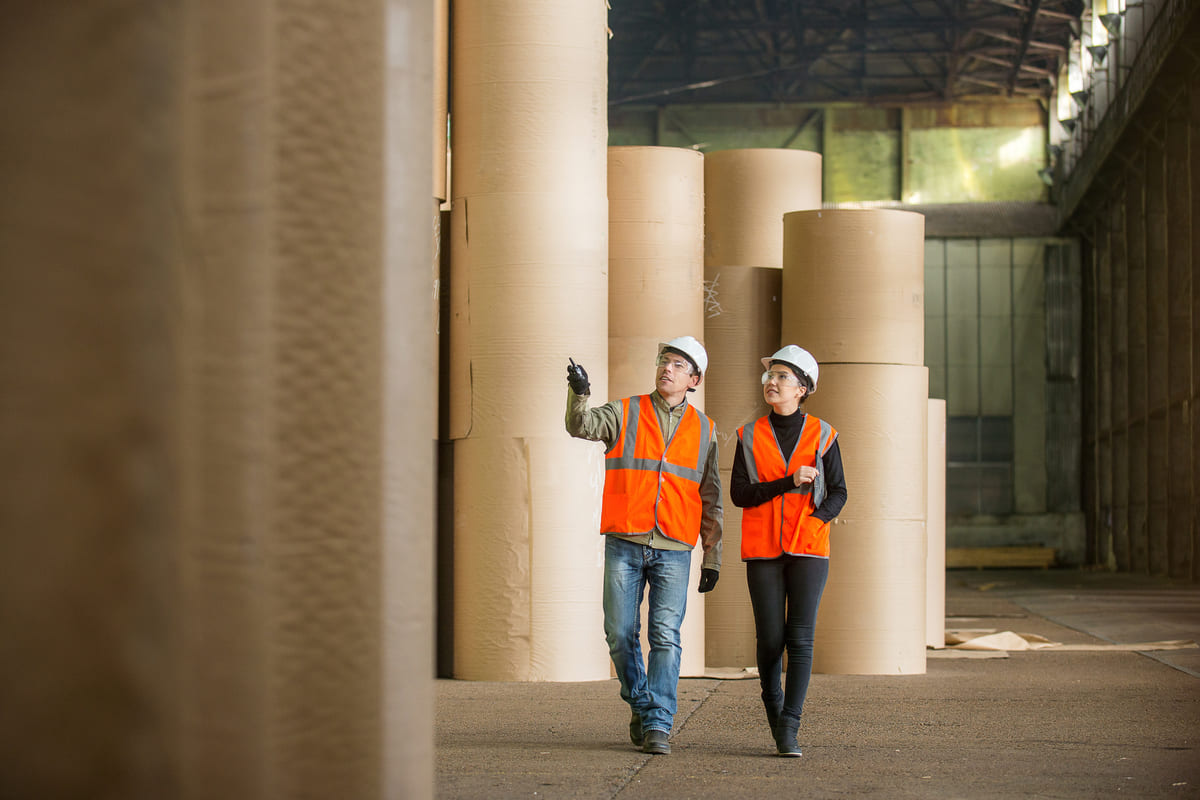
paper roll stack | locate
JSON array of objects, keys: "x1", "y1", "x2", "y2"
[
  {"x1": 449, "y1": 0, "x2": 610, "y2": 680},
  {"x1": 607, "y1": 145, "x2": 708, "y2": 676},
  {"x1": 927, "y1": 399, "x2": 947, "y2": 649},
  {"x1": 784, "y1": 209, "x2": 930, "y2": 675},
  {"x1": 702, "y1": 149, "x2": 822, "y2": 669}
]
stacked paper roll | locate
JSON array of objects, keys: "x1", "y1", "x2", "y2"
[
  {"x1": 449, "y1": 1, "x2": 610, "y2": 681},
  {"x1": 927, "y1": 399, "x2": 947, "y2": 649},
  {"x1": 432, "y1": 0, "x2": 448, "y2": 200},
  {"x1": 782, "y1": 210, "x2": 925, "y2": 366},
  {"x1": 784, "y1": 209, "x2": 929, "y2": 675},
  {"x1": 608, "y1": 146, "x2": 709, "y2": 676},
  {"x1": 608, "y1": 146, "x2": 706, "y2": 407},
  {"x1": 702, "y1": 149, "x2": 822, "y2": 669}
]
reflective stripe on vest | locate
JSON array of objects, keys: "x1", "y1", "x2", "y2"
[
  {"x1": 601, "y1": 395, "x2": 712, "y2": 546},
  {"x1": 738, "y1": 413, "x2": 837, "y2": 559}
]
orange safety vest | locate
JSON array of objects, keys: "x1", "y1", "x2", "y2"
[
  {"x1": 737, "y1": 413, "x2": 838, "y2": 559},
  {"x1": 600, "y1": 395, "x2": 714, "y2": 547}
]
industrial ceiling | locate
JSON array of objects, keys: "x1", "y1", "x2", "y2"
[{"x1": 608, "y1": 0, "x2": 1085, "y2": 107}]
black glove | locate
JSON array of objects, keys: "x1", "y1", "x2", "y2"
[
  {"x1": 567, "y1": 358, "x2": 590, "y2": 396},
  {"x1": 698, "y1": 568, "x2": 719, "y2": 593}
]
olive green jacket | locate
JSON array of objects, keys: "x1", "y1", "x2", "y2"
[{"x1": 566, "y1": 388, "x2": 723, "y2": 571}]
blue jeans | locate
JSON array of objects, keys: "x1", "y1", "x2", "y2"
[{"x1": 602, "y1": 536, "x2": 692, "y2": 734}]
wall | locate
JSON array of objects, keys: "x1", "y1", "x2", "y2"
[{"x1": 1072, "y1": 12, "x2": 1200, "y2": 579}]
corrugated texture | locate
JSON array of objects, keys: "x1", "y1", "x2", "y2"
[
  {"x1": 449, "y1": 0, "x2": 610, "y2": 681},
  {"x1": 181, "y1": 0, "x2": 271, "y2": 793},
  {"x1": 453, "y1": 436, "x2": 609, "y2": 680},
  {"x1": 267, "y1": 1, "x2": 387, "y2": 794},
  {"x1": 782, "y1": 209, "x2": 926, "y2": 366},
  {"x1": 608, "y1": 146, "x2": 706, "y2": 411}
]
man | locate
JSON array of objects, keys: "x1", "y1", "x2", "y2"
[{"x1": 565, "y1": 336, "x2": 723, "y2": 755}]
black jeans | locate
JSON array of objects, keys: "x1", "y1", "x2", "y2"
[{"x1": 746, "y1": 555, "x2": 829, "y2": 726}]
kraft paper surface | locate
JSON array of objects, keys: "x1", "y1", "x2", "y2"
[
  {"x1": 451, "y1": 0, "x2": 607, "y2": 199},
  {"x1": 926, "y1": 399, "x2": 946, "y2": 649},
  {"x1": 803, "y1": 364, "x2": 930, "y2": 522},
  {"x1": 453, "y1": 435, "x2": 610, "y2": 681},
  {"x1": 814, "y1": 519, "x2": 928, "y2": 675},
  {"x1": 432, "y1": 0, "x2": 448, "y2": 199},
  {"x1": 607, "y1": 146, "x2": 705, "y2": 407},
  {"x1": 447, "y1": 192, "x2": 608, "y2": 440},
  {"x1": 704, "y1": 149, "x2": 823, "y2": 268},
  {"x1": 782, "y1": 209, "x2": 925, "y2": 366},
  {"x1": 702, "y1": 265, "x2": 782, "y2": 453},
  {"x1": 704, "y1": 468, "x2": 757, "y2": 669}
]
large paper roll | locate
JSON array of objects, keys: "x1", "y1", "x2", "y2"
[
  {"x1": 704, "y1": 149, "x2": 823, "y2": 268},
  {"x1": 448, "y1": 191, "x2": 608, "y2": 440},
  {"x1": 805, "y1": 364, "x2": 929, "y2": 675},
  {"x1": 608, "y1": 146, "x2": 706, "y2": 408},
  {"x1": 453, "y1": 435, "x2": 609, "y2": 681},
  {"x1": 782, "y1": 209, "x2": 925, "y2": 366},
  {"x1": 449, "y1": 0, "x2": 609, "y2": 682},
  {"x1": 804, "y1": 364, "x2": 930, "y2": 522},
  {"x1": 432, "y1": 0, "x2": 449, "y2": 200},
  {"x1": 703, "y1": 468, "x2": 756, "y2": 668},
  {"x1": 702, "y1": 265, "x2": 782, "y2": 453},
  {"x1": 927, "y1": 399, "x2": 947, "y2": 649},
  {"x1": 451, "y1": 1, "x2": 607, "y2": 199},
  {"x1": 813, "y1": 519, "x2": 928, "y2": 675}
]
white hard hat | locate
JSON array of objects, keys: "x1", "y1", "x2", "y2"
[
  {"x1": 659, "y1": 335, "x2": 708, "y2": 376},
  {"x1": 761, "y1": 345, "x2": 819, "y2": 393}
]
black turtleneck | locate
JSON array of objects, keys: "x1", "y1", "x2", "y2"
[{"x1": 729, "y1": 408, "x2": 847, "y2": 522}]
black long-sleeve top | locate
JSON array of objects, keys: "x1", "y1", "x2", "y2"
[{"x1": 729, "y1": 409, "x2": 847, "y2": 523}]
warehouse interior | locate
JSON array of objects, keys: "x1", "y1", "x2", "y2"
[
  {"x1": 1, "y1": 1, "x2": 1197, "y2": 798},
  {"x1": 598, "y1": 0, "x2": 1200, "y2": 580}
]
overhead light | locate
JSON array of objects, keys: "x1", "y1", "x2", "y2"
[
  {"x1": 1037, "y1": 167, "x2": 1054, "y2": 186},
  {"x1": 1061, "y1": 117, "x2": 1078, "y2": 134},
  {"x1": 1100, "y1": 13, "x2": 1123, "y2": 36},
  {"x1": 1087, "y1": 44, "x2": 1109, "y2": 63},
  {"x1": 1071, "y1": 89, "x2": 1091, "y2": 107},
  {"x1": 1048, "y1": 144, "x2": 1063, "y2": 160}
]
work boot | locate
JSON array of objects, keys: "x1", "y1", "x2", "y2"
[
  {"x1": 775, "y1": 720, "x2": 802, "y2": 757},
  {"x1": 642, "y1": 729, "x2": 671, "y2": 755},
  {"x1": 629, "y1": 711, "x2": 643, "y2": 747}
]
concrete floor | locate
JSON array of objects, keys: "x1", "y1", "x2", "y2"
[{"x1": 436, "y1": 568, "x2": 1200, "y2": 799}]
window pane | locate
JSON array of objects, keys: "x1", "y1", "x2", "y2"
[
  {"x1": 979, "y1": 416, "x2": 1013, "y2": 462},
  {"x1": 947, "y1": 417, "x2": 979, "y2": 461}
]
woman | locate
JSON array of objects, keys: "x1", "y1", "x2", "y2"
[{"x1": 730, "y1": 345, "x2": 847, "y2": 757}]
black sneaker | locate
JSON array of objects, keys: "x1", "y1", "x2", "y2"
[
  {"x1": 629, "y1": 711, "x2": 643, "y2": 746},
  {"x1": 642, "y1": 729, "x2": 671, "y2": 755},
  {"x1": 775, "y1": 725, "x2": 802, "y2": 757}
]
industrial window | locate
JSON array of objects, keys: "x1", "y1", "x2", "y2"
[{"x1": 946, "y1": 415, "x2": 1014, "y2": 515}]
